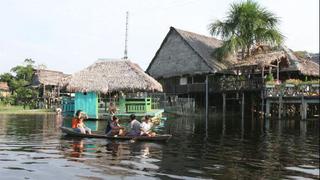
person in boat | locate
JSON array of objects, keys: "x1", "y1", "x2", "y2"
[
  {"x1": 77, "y1": 115, "x2": 92, "y2": 134},
  {"x1": 106, "y1": 116, "x2": 125, "y2": 136},
  {"x1": 127, "y1": 114, "x2": 142, "y2": 136},
  {"x1": 108, "y1": 102, "x2": 117, "y2": 116},
  {"x1": 141, "y1": 115, "x2": 156, "y2": 137},
  {"x1": 71, "y1": 110, "x2": 91, "y2": 134}
]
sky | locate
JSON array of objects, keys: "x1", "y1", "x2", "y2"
[{"x1": 0, "y1": 0, "x2": 319, "y2": 74}]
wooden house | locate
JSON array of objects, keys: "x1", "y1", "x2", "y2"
[
  {"x1": 146, "y1": 27, "x2": 236, "y2": 106},
  {"x1": 146, "y1": 27, "x2": 319, "y2": 116},
  {"x1": 65, "y1": 59, "x2": 163, "y2": 119},
  {"x1": 0, "y1": 82, "x2": 10, "y2": 97},
  {"x1": 32, "y1": 69, "x2": 70, "y2": 108}
]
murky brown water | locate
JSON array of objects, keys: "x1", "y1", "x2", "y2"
[{"x1": 0, "y1": 113, "x2": 319, "y2": 179}]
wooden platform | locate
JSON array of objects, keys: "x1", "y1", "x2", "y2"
[{"x1": 99, "y1": 109, "x2": 164, "y2": 119}]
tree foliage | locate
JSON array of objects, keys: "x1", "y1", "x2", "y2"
[
  {"x1": 0, "y1": 59, "x2": 39, "y2": 108},
  {"x1": 208, "y1": 0, "x2": 284, "y2": 60}
]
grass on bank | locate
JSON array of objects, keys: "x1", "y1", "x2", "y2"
[{"x1": 0, "y1": 104, "x2": 55, "y2": 114}]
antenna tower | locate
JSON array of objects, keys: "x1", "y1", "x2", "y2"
[{"x1": 124, "y1": 11, "x2": 129, "y2": 59}]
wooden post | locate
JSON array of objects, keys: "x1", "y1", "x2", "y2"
[
  {"x1": 266, "y1": 99, "x2": 270, "y2": 118},
  {"x1": 241, "y1": 92, "x2": 245, "y2": 121},
  {"x1": 222, "y1": 93, "x2": 226, "y2": 117},
  {"x1": 43, "y1": 84, "x2": 46, "y2": 109},
  {"x1": 261, "y1": 66, "x2": 265, "y2": 115},
  {"x1": 241, "y1": 92, "x2": 244, "y2": 139},
  {"x1": 278, "y1": 95, "x2": 282, "y2": 119},
  {"x1": 205, "y1": 75, "x2": 209, "y2": 118},
  {"x1": 205, "y1": 75, "x2": 208, "y2": 136},
  {"x1": 301, "y1": 97, "x2": 307, "y2": 120},
  {"x1": 277, "y1": 60, "x2": 280, "y2": 82}
]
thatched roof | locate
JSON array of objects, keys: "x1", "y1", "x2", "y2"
[
  {"x1": 147, "y1": 27, "x2": 236, "y2": 78},
  {"x1": 173, "y1": 28, "x2": 237, "y2": 70},
  {"x1": 231, "y1": 46, "x2": 319, "y2": 77},
  {"x1": 32, "y1": 69, "x2": 70, "y2": 87},
  {"x1": 0, "y1": 82, "x2": 9, "y2": 91},
  {"x1": 310, "y1": 53, "x2": 319, "y2": 64},
  {"x1": 67, "y1": 59, "x2": 163, "y2": 93},
  {"x1": 232, "y1": 51, "x2": 287, "y2": 68},
  {"x1": 281, "y1": 46, "x2": 319, "y2": 77}
]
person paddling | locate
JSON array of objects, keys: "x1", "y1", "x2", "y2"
[{"x1": 106, "y1": 116, "x2": 125, "y2": 136}]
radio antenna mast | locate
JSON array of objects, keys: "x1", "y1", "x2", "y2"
[{"x1": 123, "y1": 11, "x2": 129, "y2": 59}]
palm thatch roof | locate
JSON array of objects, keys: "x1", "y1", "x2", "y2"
[
  {"x1": 173, "y1": 28, "x2": 237, "y2": 70},
  {"x1": 67, "y1": 59, "x2": 163, "y2": 93},
  {"x1": 146, "y1": 27, "x2": 236, "y2": 78},
  {"x1": 0, "y1": 82, "x2": 9, "y2": 91},
  {"x1": 310, "y1": 53, "x2": 319, "y2": 64},
  {"x1": 232, "y1": 51, "x2": 287, "y2": 68},
  {"x1": 231, "y1": 46, "x2": 319, "y2": 77},
  {"x1": 280, "y1": 46, "x2": 319, "y2": 77},
  {"x1": 32, "y1": 69, "x2": 70, "y2": 87}
]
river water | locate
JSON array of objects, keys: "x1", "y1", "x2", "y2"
[{"x1": 0, "y1": 113, "x2": 319, "y2": 179}]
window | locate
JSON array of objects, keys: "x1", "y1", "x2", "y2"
[{"x1": 180, "y1": 77, "x2": 187, "y2": 85}]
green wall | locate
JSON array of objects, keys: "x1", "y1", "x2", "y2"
[{"x1": 75, "y1": 92, "x2": 98, "y2": 119}]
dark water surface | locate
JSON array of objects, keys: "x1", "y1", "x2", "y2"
[{"x1": 0, "y1": 113, "x2": 319, "y2": 179}]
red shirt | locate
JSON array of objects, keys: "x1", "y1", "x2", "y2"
[{"x1": 71, "y1": 118, "x2": 80, "y2": 128}]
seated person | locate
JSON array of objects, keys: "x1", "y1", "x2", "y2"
[
  {"x1": 141, "y1": 115, "x2": 156, "y2": 137},
  {"x1": 77, "y1": 116, "x2": 92, "y2": 134},
  {"x1": 127, "y1": 114, "x2": 142, "y2": 136},
  {"x1": 72, "y1": 110, "x2": 91, "y2": 134},
  {"x1": 106, "y1": 116, "x2": 125, "y2": 136},
  {"x1": 108, "y1": 102, "x2": 117, "y2": 116}
]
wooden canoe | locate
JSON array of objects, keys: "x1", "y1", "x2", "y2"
[{"x1": 60, "y1": 127, "x2": 172, "y2": 142}]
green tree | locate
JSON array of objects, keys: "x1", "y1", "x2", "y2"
[
  {"x1": 208, "y1": 0, "x2": 284, "y2": 60},
  {"x1": 1, "y1": 58, "x2": 38, "y2": 108}
]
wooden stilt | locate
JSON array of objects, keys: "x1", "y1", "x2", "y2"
[
  {"x1": 266, "y1": 100, "x2": 270, "y2": 118},
  {"x1": 301, "y1": 96, "x2": 307, "y2": 120},
  {"x1": 241, "y1": 92, "x2": 245, "y2": 139},
  {"x1": 205, "y1": 75, "x2": 208, "y2": 136},
  {"x1": 278, "y1": 95, "x2": 283, "y2": 119},
  {"x1": 241, "y1": 92, "x2": 245, "y2": 120},
  {"x1": 222, "y1": 93, "x2": 226, "y2": 116}
]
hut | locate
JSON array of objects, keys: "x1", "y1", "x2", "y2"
[
  {"x1": 0, "y1": 82, "x2": 10, "y2": 97},
  {"x1": 32, "y1": 69, "x2": 70, "y2": 109},
  {"x1": 66, "y1": 59, "x2": 163, "y2": 119}
]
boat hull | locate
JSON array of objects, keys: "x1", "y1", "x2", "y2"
[{"x1": 60, "y1": 127, "x2": 172, "y2": 142}]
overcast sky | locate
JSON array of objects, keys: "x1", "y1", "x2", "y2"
[{"x1": 0, "y1": 0, "x2": 319, "y2": 74}]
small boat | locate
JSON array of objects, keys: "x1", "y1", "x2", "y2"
[{"x1": 60, "y1": 127, "x2": 172, "y2": 142}]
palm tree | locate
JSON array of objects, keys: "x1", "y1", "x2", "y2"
[{"x1": 208, "y1": 0, "x2": 284, "y2": 60}]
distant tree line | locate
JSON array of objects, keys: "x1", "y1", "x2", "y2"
[{"x1": 0, "y1": 59, "x2": 40, "y2": 109}]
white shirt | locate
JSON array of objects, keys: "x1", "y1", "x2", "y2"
[{"x1": 141, "y1": 122, "x2": 151, "y2": 132}]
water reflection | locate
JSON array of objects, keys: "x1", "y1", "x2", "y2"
[{"x1": 0, "y1": 114, "x2": 319, "y2": 179}]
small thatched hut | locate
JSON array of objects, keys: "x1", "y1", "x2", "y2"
[
  {"x1": 67, "y1": 59, "x2": 162, "y2": 93},
  {"x1": 66, "y1": 59, "x2": 163, "y2": 118}
]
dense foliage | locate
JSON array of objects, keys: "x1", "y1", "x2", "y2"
[
  {"x1": 208, "y1": 0, "x2": 284, "y2": 60},
  {"x1": 0, "y1": 59, "x2": 39, "y2": 108}
]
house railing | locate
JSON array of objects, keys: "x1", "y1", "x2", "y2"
[
  {"x1": 213, "y1": 78, "x2": 263, "y2": 92},
  {"x1": 264, "y1": 83, "x2": 320, "y2": 98}
]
